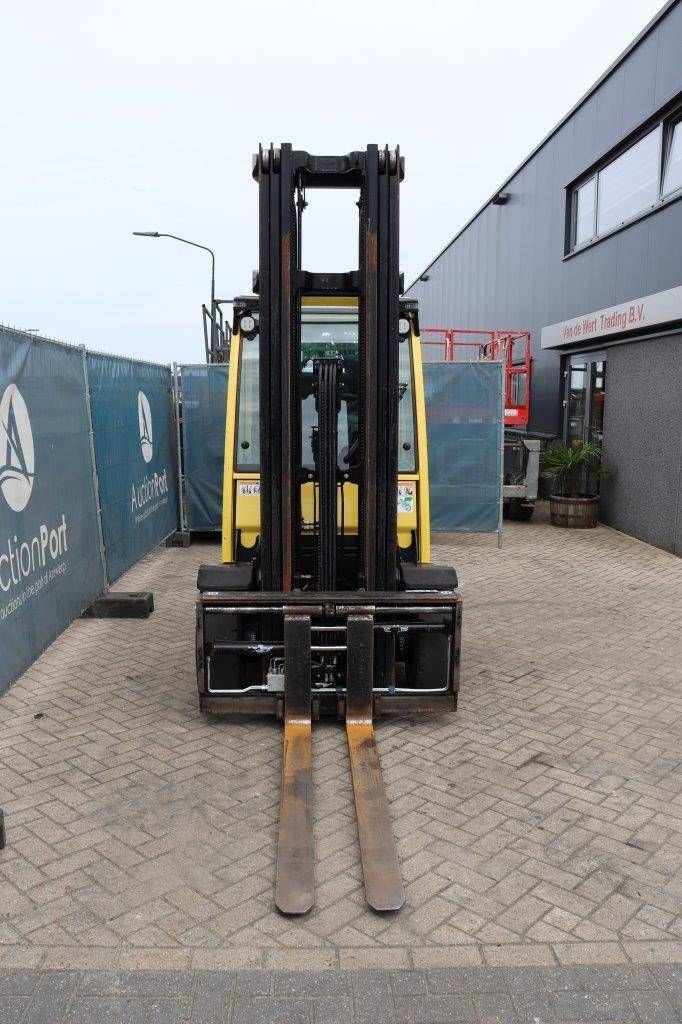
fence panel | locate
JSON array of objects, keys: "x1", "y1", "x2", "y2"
[
  {"x1": 180, "y1": 364, "x2": 228, "y2": 531},
  {"x1": 424, "y1": 361, "x2": 503, "y2": 533},
  {"x1": 87, "y1": 354, "x2": 178, "y2": 582},
  {"x1": 0, "y1": 329, "x2": 106, "y2": 693}
]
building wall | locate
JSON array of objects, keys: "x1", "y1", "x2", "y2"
[
  {"x1": 407, "y1": 0, "x2": 682, "y2": 437},
  {"x1": 600, "y1": 332, "x2": 682, "y2": 555}
]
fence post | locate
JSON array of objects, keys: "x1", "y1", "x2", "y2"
[
  {"x1": 81, "y1": 345, "x2": 109, "y2": 586},
  {"x1": 173, "y1": 362, "x2": 189, "y2": 536}
]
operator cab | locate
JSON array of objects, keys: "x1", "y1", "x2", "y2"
[{"x1": 225, "y1": 294, "x2": 430, "y2": 581}]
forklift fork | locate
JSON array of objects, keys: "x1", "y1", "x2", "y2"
[
  {"x1": 345, "y1": 612, "x2": 404, "y2": 911},
  {"x1": 275, "y1": 613, "x2": 314, "y2": 915},
  {"x1": 275, "y1": 609, "x2": 404, "y2": 915}
]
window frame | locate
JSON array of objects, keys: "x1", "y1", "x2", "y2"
[
  {"x1": 566, "y1": 98, "x2": 682, "y2": 255},
  {"x1": 571, "y1": 175, "x2": 597, "y2": 247},
  {"x1": 662, "y1": 113, "x2": 682, "y2": 200},
  {"x1": 233, "y1": 313, "x2": 419, "y2": 475}
]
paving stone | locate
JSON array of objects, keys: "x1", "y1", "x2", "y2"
[
  {"x1": 233, "y1": 971, "x2": 271, "y2": 996},
  {"x1": 339, "y1": 949, "x2": 411, "y2": 970},
  {"x1": 394, "y1": 995, "x2": 476, "y2": 1023},
  {"x1": 473, "y1": 992, "x2": 520, "y2": 1023},
  {"x1": 412, "y1": 948, "x2": 483, "y2": 969},
  {"x1": 312, "y1": 997, "x2": 354, "y2": 1024},
  {"x1": 64, "y1": 998, "x2": 148, "y2": 1024},
  {"x1": 349, "y1": 970, "x2": 394, "y2": 997},
  {"x1": 272, "y1": 970, "x2": 349, "y2": 996},
  {"x1": 232, "y1": 997, "x2": 310, "y2": 1024},
  {"x1": 390, "y1": 970, "x2": 429, "y2": 996},
  {"x1": 264, "y1": 949, "x2": 338, "y2": 971},
  {"x1": 146, "y1": 999, "x2": 193, "y2": 1024},
  {"x1": 650, "y1": 962, "x2": 682, "y2": 994},
  {"x1": 624, "y1": 941, "x2": 682, "y2": 963},
  {"x1": 482, "y1": 944, "x2": 555, "y2": 966},
  {"x1": 189, "y1": 991, "x2": 230, "y2": 1024},
  {"x1": 426, "y1": 967, "x2": 507, "y2": 993},
  {"x1": 570, "y1": 963, "x2": 659, "y2": 990},
  {"x1": 502, "y1": 966, "x2": 580, "y2": 992},
  {"x1": 552, "y1": 990, "x2": 635, "y2": 1021},
  {"x1": 78, "y1": 969, "x2": 192, "y2": 997},
  {"x1": 628, "y1": 990, "x2": 680, "y2": 1024},
  {"x1": 553, "y1": 942, "x2": 628, "y2": 965},
  {"x1": 35, "y1": 969, "x2": 80, "y2": 995},
  {"x1": 191, "y1": 950, "x2": 262, "y2": 971},
  {"x1": 352, "y1": 989, "x2": 397, "y2": 1024},
  {"x1": 192, "y1": 971, "x2": 234, "y2": 997},
  {"x1": 510, "y1": 990, "x2": 557, "y2": 1022},
  {"x1": 0, "y1": 969, "x2": 43, "y2": 994},
  {"x1": 23, "y1": 989, "x2": 78, "y2": 1024},
  {"x1": 0, "y1": 997, "x2": 32, "y2": 1023}
]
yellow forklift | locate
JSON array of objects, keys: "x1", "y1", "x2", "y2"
[{"x1": 196, "y1": 145, "x2": 462, "y2": 915}]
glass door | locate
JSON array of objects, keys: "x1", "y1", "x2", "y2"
[
  {"x1": 563, "y1": 353, "x2": 606, "y2": 446},
  {"x1": 566, "y1": 362, "x2": 588, "y2": 447},
  {"x1": 563, "y1": 353, "x2": 607, "y2": 494}
]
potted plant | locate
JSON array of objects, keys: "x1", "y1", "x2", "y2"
[{"x1": 540, "y1": 441, "x2": 612, "y2": 528}]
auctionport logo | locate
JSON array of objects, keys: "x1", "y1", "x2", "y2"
[
  {"x1": 0, "y1": 384, "x2": 35, "y2": 512},
  {"x1": 138, "y1": 390, "x2": 153, "y2": 463},
  {"x1": 131, "y1": 390, "x2": 168, "y2": 521}
]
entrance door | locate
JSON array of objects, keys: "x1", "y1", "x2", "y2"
[{"x1": 563, "y1": 353, "x2": 606, "y2": 446}]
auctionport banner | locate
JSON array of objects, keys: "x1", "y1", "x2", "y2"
[
  {"x1": 180, "y1": 364, "x2": 229, "y2": 531},
  {"x1": 87, "y1": 354, "x2": 178, "y2": 582},
  {"x1": 0, "y1": 328, "x2": 106, "y2": 693}
]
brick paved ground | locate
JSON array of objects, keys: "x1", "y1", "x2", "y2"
[{"x1": 0, "y1": 504, "x2": 681, "y2": 1013}]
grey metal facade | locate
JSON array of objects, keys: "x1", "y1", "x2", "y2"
[{"x1": 408, "y1": 0, "x2": 682, "y2": 553}]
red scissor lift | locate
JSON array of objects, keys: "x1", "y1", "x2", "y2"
[
  {"x1": 420, "y1": 327, "x2": 531, "y2": 428},
  {"x1": 420, "y1": 327, "x2": 539, "y2": 520}
]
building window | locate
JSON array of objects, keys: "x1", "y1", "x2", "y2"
[
  {"x1": 662, "y1": 117, "x2": 682, "y2": 197},
  {"x1": 568, "y1": 106, "x2": 682, "y2": 252},
  {"x1": 596, "y1": 126, "x2": 661, "y2": 235},
  {"x1": 574, "y1": 177, "x2": 596, "y2": 245}
]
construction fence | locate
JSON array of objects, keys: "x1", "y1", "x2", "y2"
[
  {"x1": 177, "y1": 364, "x2": 229, "y2": 532},
  {"x1": 423, "y1": 361, "x2": 503, "y2": 534},
  {"x1": 0, "y1": 327, "x2": 179, "y2": 694}
]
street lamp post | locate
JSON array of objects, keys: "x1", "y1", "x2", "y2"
[{"x1": 133, "y1": 231, "x2": 217, "y2": 362}]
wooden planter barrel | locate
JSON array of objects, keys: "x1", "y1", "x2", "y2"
[{"x1": 549, "y1": 494, "x2": 599, "y2": 529}]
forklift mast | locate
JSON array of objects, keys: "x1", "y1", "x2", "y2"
[{"x1": 255, "y1": 144, "x2": 402, "y2": 595}]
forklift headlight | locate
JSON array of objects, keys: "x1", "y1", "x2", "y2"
[
  {"x1": 240, "y1": 315, "x2": 256, "y2": 335},
  {"x1": 398, "y1": 317, "x2": 410, "y2": 337}
]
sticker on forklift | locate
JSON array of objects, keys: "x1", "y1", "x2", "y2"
[
  {"x1": 238, "y1": 482, "x2": 260, "y2": 496},
  {"x1": 397, "y1": 485, "x2": 415, "y2": 514}
]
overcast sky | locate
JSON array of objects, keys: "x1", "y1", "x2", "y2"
[{"x1": 0, "y1": 0, "x2": 665, "y2": 363}]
